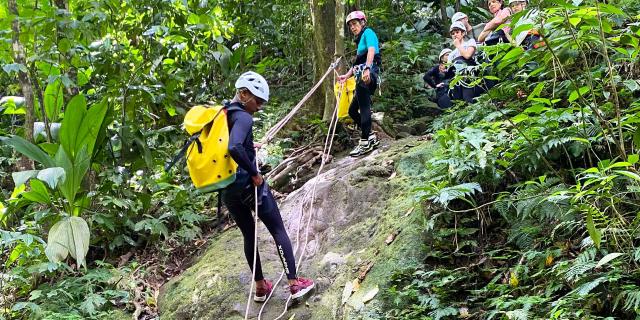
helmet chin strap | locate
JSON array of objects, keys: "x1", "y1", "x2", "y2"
[{"x1": 236, "y1": 90, "x2": 252, "y2": 107}]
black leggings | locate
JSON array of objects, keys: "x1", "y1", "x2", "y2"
[
  {"x1": 222, "y1": 176, "x2": 297, "y2": 280},
  {"x1": 349, "y1": 71, "x2": 378, "y2": 140},
  {"x1": 451, "y1": 85, "x2": 476, "y2": 103}
]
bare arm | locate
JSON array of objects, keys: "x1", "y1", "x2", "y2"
[
  {"x1": 478, "y1": 29, "x2": 491, "y2": 42},
  {"x1": 458, "y1": 44, "x2": 476, "y2": 59},
  {"x1": 479, "y1": 9, "x2": 510, "y2": 42},
  {"x1": 366, "y1": 47, "x2": 375, "y2": 67}
]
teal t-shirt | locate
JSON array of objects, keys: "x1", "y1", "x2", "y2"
[{"x1": 357, "y1": 28, "x2": 380, "y2": 56}]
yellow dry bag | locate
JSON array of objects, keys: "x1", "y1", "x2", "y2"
[
  {"x1": 334, "y1": 77, "x2": 356, "y2": 119},
  {"x1": 167, "y1": 104, "x2": 242, "y2": 193}
]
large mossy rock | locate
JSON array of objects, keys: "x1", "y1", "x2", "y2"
[{"x1": 158, "y1": 137, "x2": 435, "y2": 319}]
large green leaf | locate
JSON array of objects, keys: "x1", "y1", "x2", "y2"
[
  {"x1": 59, "y1": 95, "x2": 87, "y2": 160},
  {"x1": 0, "y1": 135, "x2": 55, "y2": 167},
  {"x1": 76, "y1": 99, "x2": 108, "y2": 157},
  {"x1": 55, "y1": 147, "x2": 90, "y2": 209},
  {"x1": 585, "y1": 209, "x2": 602, "y2": 249},
  {"x1": 22, "y1": 179, "x2": 51, "y2": 204},
  {"x1": 36, "y1": 167, "x2": 66, "y2": 189},
  {"x1": 58, "y1": 95, "x2": 108, "y2": 160},
  {"x1": 44, "y1": 216, "x2": 90, "y2": 268},
  {"x1": 12, "y1": 167, "x2": 65, "y2": 202},
  {"x1": 44, "y1": 79, "x2": 63, "y2": 122},
  {"x1": 12, "y1": 170, "x2": 39, "y2": 187}
]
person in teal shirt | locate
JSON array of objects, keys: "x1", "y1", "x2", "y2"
[{"x1": 338, "y1": 10, "x2": 382, "y2": 157}]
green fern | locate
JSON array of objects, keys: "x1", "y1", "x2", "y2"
[
  {"x1": 622, "y1": 289, "x2": 640, "y2": 312},
  {"x1": 564, "y1": 249, "x2": 597, "y2": 282},
  {"x1": 506, "y1": 309, "x2": 529, "y2": 320},
  {"x1": 419, "y1": 182, "x2": 482, "y2": 207},
  {"x1": 573, "y1": 276, "x2": 607, "y2": 296},
  {"x1": 429, "y1": 306, "x2": 458, "y2": 320}
]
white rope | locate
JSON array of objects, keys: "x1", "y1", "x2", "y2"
[
  {"x1": 261, "y1": 57, "x2": 342, "y2": 145},
  {"x1": 258, "y1": 76, "x2": 344, "y2": 320},
  {"x1": 244, "y1": 161, "x2": 260, "y2": 320}
]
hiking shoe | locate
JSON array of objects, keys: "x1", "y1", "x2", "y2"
[
  {"x1": 349, "y1": 139, "x2": 373, "y2": 157},
  {"x1": 254, "y1": 280, "x2": 273, "y2": 302},
  {"x1": 290, "y1": 277, "x2": 315, "y2": 299},
  {"x1": 368, "y1": 133, "x2": 380, "y2": 148}
]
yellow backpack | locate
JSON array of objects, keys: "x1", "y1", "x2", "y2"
[
  {"x1": 334, "y1": 77, "x2": 356, "y2": 119},
  {"x1": 166, "y1": 103, "x2": 243, "y2": 193}
]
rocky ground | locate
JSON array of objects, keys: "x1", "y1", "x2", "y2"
[{"x1": 158, "y1": 137, "x2": 435, "y2": 319}]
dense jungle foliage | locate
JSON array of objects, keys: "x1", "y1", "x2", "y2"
[{"x1": 0, "y1": 0, "x2": 639, "y2": 319}]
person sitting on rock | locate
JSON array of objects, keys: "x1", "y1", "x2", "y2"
[
  {"x1": 510, "y1": 0, "x2": 543, "y2": 50},
  {"x1": 223, "y1": 71, "x2": 315, "y2": 302},
  {"x1": 448, "y1": 22, "x2": 479, "y2": 103},
  {"x1": 478, "y1": 0, "x2": 512, "y2": 45},
  {"x1": 451, "y1": 12, "x2": 482, "y2": 41},
  {"x1": 423, "y1": 48, "x2": 454, "y2": 109}
]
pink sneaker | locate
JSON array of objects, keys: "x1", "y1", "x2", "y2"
[
  {"x1": 254, "y1": 280, "x2": 273, "y2": 302},
  {"x1": 289, "y1": 277, "x2": 315, "y2": 299}
]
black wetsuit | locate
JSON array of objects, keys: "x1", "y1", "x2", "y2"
[
  {"x1": 423, "y1": 65, "x2": 455, "y2": 109},
  {"x1": 222, "y1": 102, "x2": 298, "y2": 280}
]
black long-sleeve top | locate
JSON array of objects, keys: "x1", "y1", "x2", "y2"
[
  {"x1": 227, "y1": 102, "x2": 259, "y2": 177},
  {"x1": 423, "y1": 65, "x2": 454, "y2": 88}
]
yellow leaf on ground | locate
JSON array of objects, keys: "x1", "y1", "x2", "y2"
[
  {"x1": 352, "y1": 278, "x2": 361, "y2": 292},
  {"x1": 509, "y1": 272, "x2": 519, "y2": 288},
  {"x1": 545, "y1": 255, "x2": 553, "y2": 266}
]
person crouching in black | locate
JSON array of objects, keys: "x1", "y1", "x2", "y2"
[{"x1": 424, "y1": 48, "x2": 454, "y2": 109}]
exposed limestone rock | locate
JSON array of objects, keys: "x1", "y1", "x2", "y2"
[{"x1": 158, "y1": 137, "x2": 434, "y2": 319}]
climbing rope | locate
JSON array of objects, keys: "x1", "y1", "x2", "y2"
[
  {"x1": 244, "y1": 161, "x2": 261, "y2": 320},
  {"x1": 258, "y1": 73, "x2": 344, "y2": 320},
  {"x1": 234, "y1": 59, "x2": 342, "y2": 319},
  {"x1": 261, "y1": 57, "x2": 342, "y2": 145}
]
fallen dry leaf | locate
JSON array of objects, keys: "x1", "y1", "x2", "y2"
[
  {"x1": 358, "y1": 261, "x2": 374, "y2": 281},
  {"x1": 404, "y1": 207, "x2": 414, "y2": 217},
  {"x1": 459, "y1": 307, "x2": 470, "y2": 318},
  {"x1": 361, "y1": 286, "x2": 379, "y2": 303},
  {"x1": 341, "y1": 281, "x2": 354, "y2": 304},
  {"x1": 352, "y1": 278, "x2": 361, "y2": 292},
  {"x1": 385, "y1": 231, "x2": 399, "y2": 245}
]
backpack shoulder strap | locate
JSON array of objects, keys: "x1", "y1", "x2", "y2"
[{"x1": 224, "y1": 100, "x2": 245, "y2": 113}]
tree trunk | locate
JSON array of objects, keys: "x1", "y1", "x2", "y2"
[
  {"x1": 309, "y1": 0, "x2": 335, "y2": 119},
  {"x1": 8, "y1": 0, "x2": 35, "y2": 143},
  {"x1": 441, "y1": 0, "x2": 449, "y2": 37},
  {"x1": 325, "y1": 0, "x2": 346, "y2": 121}
]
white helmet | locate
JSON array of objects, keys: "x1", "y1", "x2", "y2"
[
  {"x1": 509, "y1": 0, "x2": 527, "y2": 3},
  {"x1": 438, "y1": 48, "x2": 452, "y2": 61},
  {"x1": 235, "y1": 71, "x2": 270, "y2": 102},
  {"x1": 451, "y1": 12, "x2": 467, "y2": 22},
  {"x1": 449, "y1": 21, "x2": 466, "y2": 33}
]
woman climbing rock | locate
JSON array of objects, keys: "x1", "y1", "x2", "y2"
[
  {"x1": 223, "y1": 71, "x2": 315, "y2": 302},
  {"x1": 337, "y1": 10, "x2": 382, "y2": 157}
]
